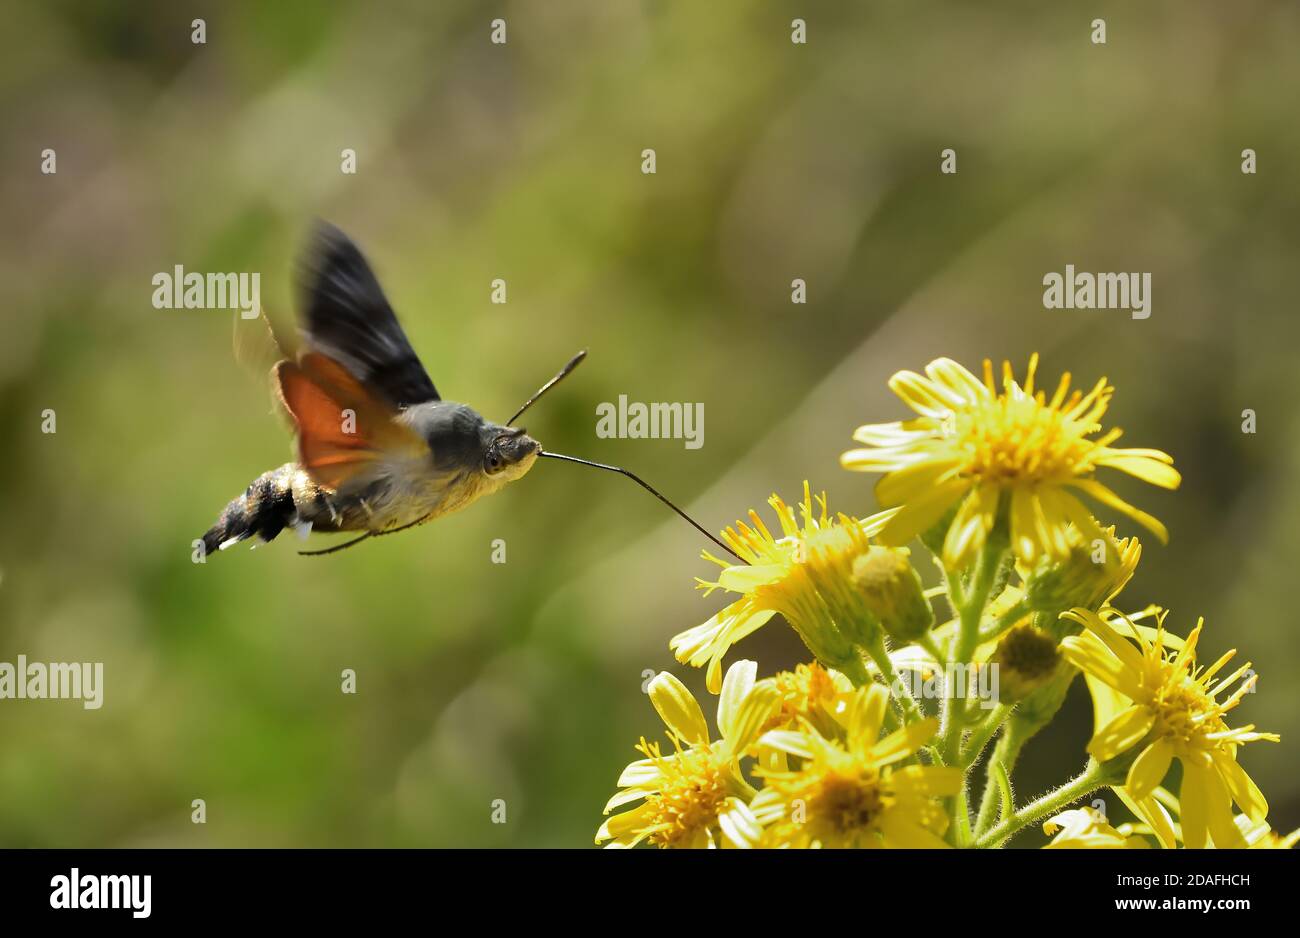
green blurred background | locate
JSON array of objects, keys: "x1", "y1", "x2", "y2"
[{"x1": 1, "y1": 0, "x2": 1298, "y2": 847}]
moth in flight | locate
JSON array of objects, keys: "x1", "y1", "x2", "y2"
[{"x1": 200, "y1": 224, "x2": 736, "y2": 560}]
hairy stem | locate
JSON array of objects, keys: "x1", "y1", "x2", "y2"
[
  {"x1": 973, "y1": 731, "x2": 1025, "y2": 837},
  {"x1": 862, "y1": 634, "x2": 926, "y2": 726},
  {"x1": 975, "y1": 761, "x2": 1111, "y2": 848},
  {"x1": 939, "y1": 541, "x2": 1007, "y2": 843},
  {"x1": 961, "y1": 703, "x2": 1014, "y2": 769},
  {"x1": 976, "y1": 600, "x2": 1029, "y2": 645}
]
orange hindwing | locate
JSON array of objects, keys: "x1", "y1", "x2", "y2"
[{"x1": 274, "y1": 353, "x2": 425, "y2": 491}]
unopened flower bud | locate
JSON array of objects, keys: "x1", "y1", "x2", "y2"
[
  {"x1": 990, "y1": 623, "x2": 1063, "y2": 703},
  {"x1": 850, "y1": 546, "x2": 934, "y2": 643},
  {"x1": 1025, "y1": 526, "x2": 1140, "y2": 614}
]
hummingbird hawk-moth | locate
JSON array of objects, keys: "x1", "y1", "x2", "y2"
[{"x1": 200, "y1": 223, "x2": 738, "y2": 561}]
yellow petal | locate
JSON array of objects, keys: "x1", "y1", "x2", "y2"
[
  {"x1": 1126, "y1": 738, "x2": 1173, "y2": 800},
  {"x1": 878, "y1": 478, "x2": 969, "y2": 546},
  {"x1": 757, "y1": 729, "x2": 814, "y2": 759},
  {"x1": 875, "y1": 458, "x2": 963, "y2": 509},
  {"x1": 1201, "y1": 765, "x2": 1246, "y2": 849},
  {"x1": 891, "y1": 764, "x2": 963, "y2": 799},
  {"x1": 1009, "y1": 488, "x2": 1044, "y2": 564},
  {"x1": 1069, "y1": 479, "x2": 1169, "y2": 544},
  {"x1": 615, "y1": 758, "x2": 662, "y2": 787},
  {"x1": 888, "y1": 370, "x2": 964, "y2": 418},
  {"x1": 726, "y1": 679, "x2": 782, "y2": 755},
  {"x1": 943, "y1": 482, "x2": 998, "y2": 568},
  {"x1": 717, "y1": 563, "x2": 786, "y2": 593},
  {"x1": 647, "y1": 672, "x2": 709, "y2": 745},
  {"x1": 716, "y1": 659, "x2": 757, "y2": 740},
  {"x1": 717, "y1": 797, "x2": 763, "y2": 848},
  {"x1": 877, "y1": 811, "x2": 951, "y2": 848},
  {"x1": 1062, "y1": 634, "x2": 1143, "y2": 701},
  {"x1": 1096, "y1": 454, "x2": 1181, "y2": 490},
  {"x1": 1087, "y1": 705, "x2": 1154, "y2": 762},
  {"x1": 846, "y1": 684, "x2": 889, "y2": 750},
  {"x1": 1075, "y1": 612, "x2": 1147, "y2": 677},
  {"x1": 870, "y1": 717, "x2": 940, "y2": 766},
  {"x1": 1212, "y1": 750, "x2": 1269, "y2": 823},
  {"x1": 925, "y1": 357, "x2": 990, "y2": 403},
  {"x1": 1179, "y1": 757, "x2": 1210, "y2": 849},
  {"x1": 1116, "y1": 788, "x2": 1177, "y2": 850},
  {"x1": 603, "y1": 786, "x2": 652, "y2": 814},
  {"x1": 1082, "y1": 672, "x2": 1131, "y2": 738}
]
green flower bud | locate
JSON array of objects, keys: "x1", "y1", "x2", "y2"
[
  {"x1": 1025, "y1": 526, "x2": 1140, "y2": 614},
  {"x1": 990, "y1": 622, "x2": 1063, "y2": 703},
  {"x1": 774, "y1": 563, "x2": 863, "y2": 676},
  {"x1": 850, "y1": 546, "x2": 934, "y2": 643}
]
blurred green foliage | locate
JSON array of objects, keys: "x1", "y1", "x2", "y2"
[{"x1": 1, "y1": 0, "x2": 1297, "y2": 847}]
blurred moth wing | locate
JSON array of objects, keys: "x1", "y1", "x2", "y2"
[{"x1": 231, "y1": 304, "x2": 299, "y2": 418}]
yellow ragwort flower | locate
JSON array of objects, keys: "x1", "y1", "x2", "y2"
[
  {"x1": 1060, "y1": 609, "x2": 1279, "y2": 849},
  {"x1": 1042, "y1": 807, "x2": 1148, "y2": 849},
  {"x1": 596, "y1": 660, "x2": 779, "y2": 848},
  {"x1": 762, "y1": 661, "x2": 853, "y2": 737},
  {"x1": 670, "y1": 482, "x2": 893, "y2": 692},
  {"x1": 840, "y1": 354, "x2": 1180, "y2": 568},
  {"x1": 1238, "y1": 815, "x2": 1300, "y2": 849},
  {"x1": 749, "y1": 684, "x2": 960, "y2": 847}
]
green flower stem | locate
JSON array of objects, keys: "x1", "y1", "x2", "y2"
[
  {"x1": 973, "y1": 665, "x2": 1078, "y2": 836},
  {"x1": 838, "y1": 654, "x2": 873, "y2": 689},
  {"x1": 960, "y1": 702, "x2": 1013, "y2": 769},
  {"x1": 918, "y1": 632, "x2": 947, "y2": 667},
  {"x1": 973, "y1": 731, "x2": 1024, "y2": 837},
  {"x1": 953, "y1": 785, "x2": 974, "y2": 847},
  {"x1": 975, "y1": 600, "x2": 1029, "y2": 645},
  {"x1": 861, "y1": 634, "x2": 926, "y2": 726},
  {"x1": 938, "y1": 541, "x2": 1007, "y2": 843},
  {"x1": 940, "y1": 543, "x2": 1006, "y2": 763},
  {"x1": 942, "y1": 568, "x2": 966, "y2": 618},
  {"x1": 974, "y1": 760, "x2": 1111, "y2": 848}
]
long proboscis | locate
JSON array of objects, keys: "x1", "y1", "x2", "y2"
[
  {"x1": 508, "y1": 349, "x2": 588, "y2": 426},
  {"x1": 539, "y1": 451, "x2": 744, "y2": 564}
]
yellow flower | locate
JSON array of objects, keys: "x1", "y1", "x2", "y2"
[
  {"x1": 763, "y1": 661, "x2": 853, "y2": 737},
  {"x1": 670, "y1": 482, "x2": 893, "y2": 692},
  {"x1": 596, "y1": 660, "x2": 779, "y2": 848},
  {"x1": 1042, "y1": 807, "x2": 1148, "y2": 849},
  {"x1": 749, "y1": 684, "x2": 960, "y2": 847},
  {"x1": 1237, "y1": 815, "x2": 1300, "y2": 849},
  {"x1": 840, "y1": 354, "x2": 1180, "y2": 568},
  {"x1": 1116, "y1": 786, "x2": 1299, "y2": 850},
  {"x1": 1060, "y1": 609, "x2": 1279, "y2": 849}
]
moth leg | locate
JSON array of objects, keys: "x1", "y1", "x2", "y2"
[{"x1": 298, "y1": 532, "x2": 373, "y2": 556}]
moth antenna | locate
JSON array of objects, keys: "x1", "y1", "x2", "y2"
[
  {"x1": 508, "y1": 349, "x2": 587, "y2": 426},
  {"x1": 539, "y1": 451, "x2": 744, "y2": 564}
]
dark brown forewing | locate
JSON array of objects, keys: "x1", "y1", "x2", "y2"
[{"x1": 297, "y1": 222, "x2": 440, "y2": 409}]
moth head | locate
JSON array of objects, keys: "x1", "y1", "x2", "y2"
[{"x1": 483, "y1": 425, "x2": 540, "y2": 481}]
